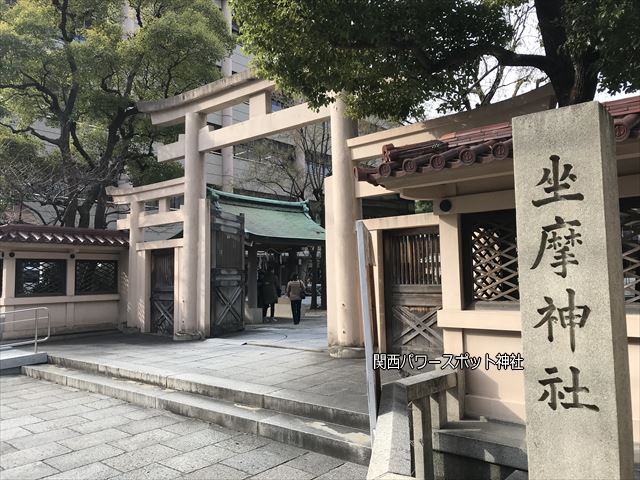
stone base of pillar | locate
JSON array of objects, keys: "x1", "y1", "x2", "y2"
[
  {"x1": 120, "y1": 327, "x2": 140, "y2": 335},
  {"x1": 328, "y1": 346, "x2": 365, "y2": 359},
  {"x1": 172, "y1": 331, "x2": 204, "y2": 342},
  {"x1": 244, "y1": 307, "x2": 263, "y2": 325}
]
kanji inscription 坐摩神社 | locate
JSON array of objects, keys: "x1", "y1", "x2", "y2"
[
  {"x1": 513, "y1": 102, "x2": 633, "y2": 480},
  {"x1": 528, "y1": 154, "x2": 600, "y2": 409}
]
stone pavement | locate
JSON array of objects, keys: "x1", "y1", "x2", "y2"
[
  {"x1": 230, "y1": 316, "x2": 330, "y2": 351},
  {"x1": 39, "y1": 317, "x2": 398, "y2": 409},
  {"x1": 0, "y1": 374, "x2": 368, "y2": 480}
]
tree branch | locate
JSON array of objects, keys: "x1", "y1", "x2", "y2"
[
  {"x1": 9, "y1": 73, "x2": 63, "y2": 115},
  {"x1": 52, "y1": 0, "x2": 73, "y2": 42},
  {"x1": 69, "y1": 122, "x2": 95, "y2": 167},
  {"x1": 100, "y1": 72, "x2": 121, "y2": 96},
  {"x1": 0, "y1": 121, "x2": 61, "y2": 146},
  {"x1": 488, "y1": 46, "x2": 552, "y2": 72}
]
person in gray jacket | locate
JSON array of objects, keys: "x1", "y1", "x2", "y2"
[{"x1": 286, "y1": 273, "x2": 305, "y2": 325}]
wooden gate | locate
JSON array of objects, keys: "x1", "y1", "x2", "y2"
[
  {"x1": 210, "y1": 209, "x2": 245, "y2": 336},
  {"x1": 383, "y1": 227, "x2": 443, "y2": 355},
  {"x1": 150, "y1": 249, "x2": 174, "y2": 335}
]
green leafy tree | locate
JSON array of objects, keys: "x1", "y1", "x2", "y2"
[
  {"x1": 231, "y1": 0, "x2": 640, "y2": 120},
  {"x1": 0, "y1": 0, "x2": 234, "y2": 228}
]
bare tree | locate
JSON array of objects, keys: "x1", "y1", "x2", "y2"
[
  {"x1": 468, "y1": 3, "x2": 547, "y2": 108},
  {"x1": 246, "y1": 122, "x2": 331, "y2": 309},
  {"x1": 414, "y1": 2, "x2": 547, "y2": 119},
  {"x1": 1, "y1": 141, "x2": 123, "y2": 227}
]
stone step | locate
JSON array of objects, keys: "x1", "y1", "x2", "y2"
[
  {"x1": 22, "y1": 364, "x2": 371, "y2": 465},
  {"x1": 47, "y1": 354, "x2": 369, "y2": 430},
  {"x1": 0, "y1": 347, "x2": 47, "y2": 373}
]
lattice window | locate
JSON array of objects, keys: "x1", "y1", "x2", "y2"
[
  {"x1": 621, "y1": 198, "x2": 640, "y2": 304},
  {"x1": 15, "y1": 259, "x2": 66, "y2": 297},
  {"x1": 387, "y1": 228, "x2": 441, "y2": 285},
  {"x1": 463, "y1": 210, "x2": 519, "y2": 302},
  {"x1": 75, "y1": 260, "x2": 118, "y2": 295},
  {"x1": 464, "y1": 201, "x2": 640, "y2": 305}
]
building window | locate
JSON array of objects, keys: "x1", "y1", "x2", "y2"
[
  {"x1": 15, "y1": 259, "x2": 66, "y2": 297},
  {"x1": 621, "y1": 197, "x2": 640, "y2": 305},
  {"x1": 462, "y1": 209, "x2": 519, "y2": 305},
  {"x1": 75, "y1": 260, "x2": 118, "y2": 295},
  {"x1": 462, "y1": 198, "x2": 640, "y2": 307},
  {"x1": 385, "y1": 228, "x2": 441, "y2": 286}
]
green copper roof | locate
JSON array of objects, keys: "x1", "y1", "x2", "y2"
[{"x1": 208, "y1": 189, "x2": 324, "y2": 244}]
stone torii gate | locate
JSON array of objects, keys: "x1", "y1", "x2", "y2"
[{"x1": 109, "y1": 71, "x2": 364, "y2": 355}]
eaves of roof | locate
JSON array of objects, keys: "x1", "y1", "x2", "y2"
[
  {"x1": 0, "y1": 224, "x2": 129, "y2": 248},
  {"x1": 358, "y1": 96, "x2": 640, "y2": 186}
]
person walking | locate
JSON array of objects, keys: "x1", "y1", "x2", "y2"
[
  {"x1": 286, "y1": 273, "x2": 305, "y2": 325},
  {"x1": 261, "y1": 265, "x2": 279, "y2": 323},
  {"x1": 257, "y1": 269, "x2": 265, "y2": 320}
]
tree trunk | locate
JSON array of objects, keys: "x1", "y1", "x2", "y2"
[
  {"x1": 534, "y1": 0, "x2": 599, "y2": 107},
  {"x1": 77, "y1": 201, "x2": 92, "y2": 228},
  {"x1": 78, "y1": 184, "x2": 101, "y2": 228},
  {"x1": 547, "y1": 58, "x2": 599, "y2": 107},
  {"x1": 567, "y1": 55, "x2": 599, "y2": 105},
  {"x1": 62, "y1": 197, "x2": 78, "y2": 227},
  {"x1": 94, "y1": 185, "x2": 107, "y2": 229}
]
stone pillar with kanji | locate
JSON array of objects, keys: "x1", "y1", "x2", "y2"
[{"x1": 513, "y1": 101, "x2": 633, "y2": 479}]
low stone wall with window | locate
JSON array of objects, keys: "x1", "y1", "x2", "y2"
[
  {"x1": 1, "y1": 235, "x2": 128, "y2": 341},
  {"x1": 360, "y1": 199, "x2": 640, "y2": 442},
  {"x1": 438, "y1": 196, "x2": 640, "y2": 440}
]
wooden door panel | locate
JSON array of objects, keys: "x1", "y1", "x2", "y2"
[
  {"x1": 384, "y1": 228, "x2": 443, "y2": 355},
  {"x1": 210, "y1": 210, "x2": 245, "y2": 336},
  {"x1": 150, "y1": 249, "x2": 175, "y2": 336}
]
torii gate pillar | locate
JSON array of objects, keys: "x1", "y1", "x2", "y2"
[
  {"x1": 179, "y1": 112, "x2": 207, "y2": 338},
  {"x1": 327, "y1": 96, "x2": 364, "y2": 357}
]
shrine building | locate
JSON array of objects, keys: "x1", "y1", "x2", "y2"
[{"x1": 1, "y1": 71, "x2": 638, "y2": 456}]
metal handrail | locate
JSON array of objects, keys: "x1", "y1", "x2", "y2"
[{"x1": 0, "y1": 307, "x2": 51, "y2": 353}]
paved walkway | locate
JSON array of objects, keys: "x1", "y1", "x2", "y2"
[
  {"x1": 0, "y1": 375, "x2": 368, "y2": 480},
  {"x1": 39, "y1": 317, "x2": 398, "y2": 413},
  {"x1": 232, "y1": 315, "x2": 330, "y2": 351}
]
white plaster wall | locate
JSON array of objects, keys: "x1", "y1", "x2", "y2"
[
  {"x1": 458, "y1": 328, "x2": 639, "y2": 442},
  {"x1": 463, "y1": 330, "x2": 526, "y2": 424},
  {"x1": 0, "y1": 246, "x2": 125, "y2": 340},
  {"x1": 0, "y1": 300, "x2": 119, "y2": 340},
  {"x1": 354, "y1": 210, "x2": 640, "y2": 442}
]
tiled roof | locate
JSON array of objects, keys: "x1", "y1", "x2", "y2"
[
  {"x1": 359, "y1": 96, "x2": 640, "y2": 185},
  {"x1": 0, "y1": 224, "x2": 129, "y2": 247},
  {"x1": 209, "y1": 189, "x2": 325, "y2": 245}
]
